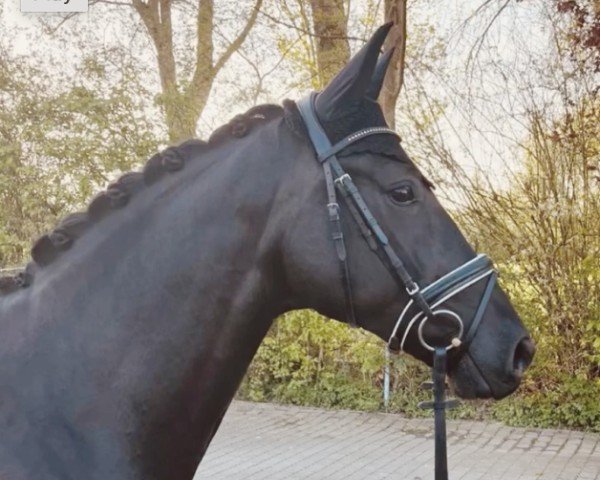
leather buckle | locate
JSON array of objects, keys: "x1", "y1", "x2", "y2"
[
  {"x1": 327, "y1": 202, "x2": 340, "y2": 221},
  {"x1": 334, "y1": 174, "x2": 351, "y2": 188}
]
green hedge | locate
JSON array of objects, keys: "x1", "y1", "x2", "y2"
[{"x1": 239, "y1": 309, "x2": 600, "y2": 432}]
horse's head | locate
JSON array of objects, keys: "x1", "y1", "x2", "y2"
[{"x1": 280, "y1": 23, "x2": 534, "y2": 400}]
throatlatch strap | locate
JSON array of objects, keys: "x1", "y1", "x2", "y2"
[
  {"x1": 324, "y1": 160, "x2": 358, "y2": 328},
  {"x1": 296, "y1": 94, "x2": 358, "y2": 327}
]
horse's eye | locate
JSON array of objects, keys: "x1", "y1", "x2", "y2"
[{"x1": 390, "y1": 184, "x2": 416, "y2": 205}]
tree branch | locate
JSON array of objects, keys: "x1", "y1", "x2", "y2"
[
  {"x1": 257, "y1": 9, "x2": 365, "y2": 42},
  {"x1": 186, "y1": 0, "x2": 212, "y2": 96},
  {"x1": 464, "y1": 0, "x2": 512, "y2": 72},
  {"x1": 213, "y1": 0, "x2": 263, "y2": 74},
  {"x1": 133, "y1": 0, "x2": 177, "y2": 92}
]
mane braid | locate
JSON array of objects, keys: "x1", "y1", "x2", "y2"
[{"x1": 0, "y1": 103, "x2": 283, "y2": 295}]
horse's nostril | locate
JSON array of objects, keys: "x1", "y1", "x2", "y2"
[{"x1": 513, "y1": 337, "x2": 535, "y2": 376}]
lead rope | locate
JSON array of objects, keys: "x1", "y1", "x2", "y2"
[{"x1": 418, "y1": 349, "x2": 461, "y2": 480}]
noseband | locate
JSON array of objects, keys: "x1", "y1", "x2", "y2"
[{"x1": 296, "y1": 93, "x2": 497, "y2": 356}]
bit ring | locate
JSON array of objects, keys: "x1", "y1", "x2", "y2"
[{"x1": 418, "y1": 309, "x2": 464, "y2": 352}]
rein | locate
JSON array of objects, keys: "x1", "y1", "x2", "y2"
[{"x1": 296, "y1": 92, "x2": 498, "y2": 480}]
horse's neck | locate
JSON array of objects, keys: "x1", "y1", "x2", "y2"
[
  {"x1": 102, "y1": 124, "x2": 292, "y2": 476},
  {"x1": 1, "y1": 119, "x2": 293, "y2": 478}
]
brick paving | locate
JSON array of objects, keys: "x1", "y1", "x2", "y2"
[{"x1": 194, "y1": 401, "x2": 600, "y2": 480}]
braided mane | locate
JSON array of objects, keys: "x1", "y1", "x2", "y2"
[{"x1": 0, "y1": 104, "x2": 283, "y2": 295}]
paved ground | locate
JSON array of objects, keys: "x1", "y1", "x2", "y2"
[{"x1": 194, "y1": 401, "x2": 600, "y2": 480}]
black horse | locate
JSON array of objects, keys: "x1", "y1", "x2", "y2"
[{"x1": 0, "y1": 25, "x2": 533, "y2": 480}]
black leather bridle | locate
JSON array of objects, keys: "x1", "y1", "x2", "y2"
[
  {"x1": 296, "y1": 93, "x2": 497, "y2": 355},
  {"x1": 296, "y1": 92, "x2": 498, "y2": 480}
]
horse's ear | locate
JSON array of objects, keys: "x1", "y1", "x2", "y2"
[
  {"x1": 315, "y1": 22, "x2": 393, "y2": 121},
  {"x1": 365, "y1": 47, "x2": 394, "y2": 100}
]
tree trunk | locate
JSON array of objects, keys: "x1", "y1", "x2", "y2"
[
  {"x1": 309, "y1": 0, "x2": 350, "y2": 86},
  {"x1": 132, "y1": 0, "x2": 262, "y2": 143},
  {"x1": 380, "y1": 0, "x2": 407, "y2": 129}
]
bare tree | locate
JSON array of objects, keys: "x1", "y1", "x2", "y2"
[{"x1": 130, "y1": 0, "x2": 263, "y2": 142}]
